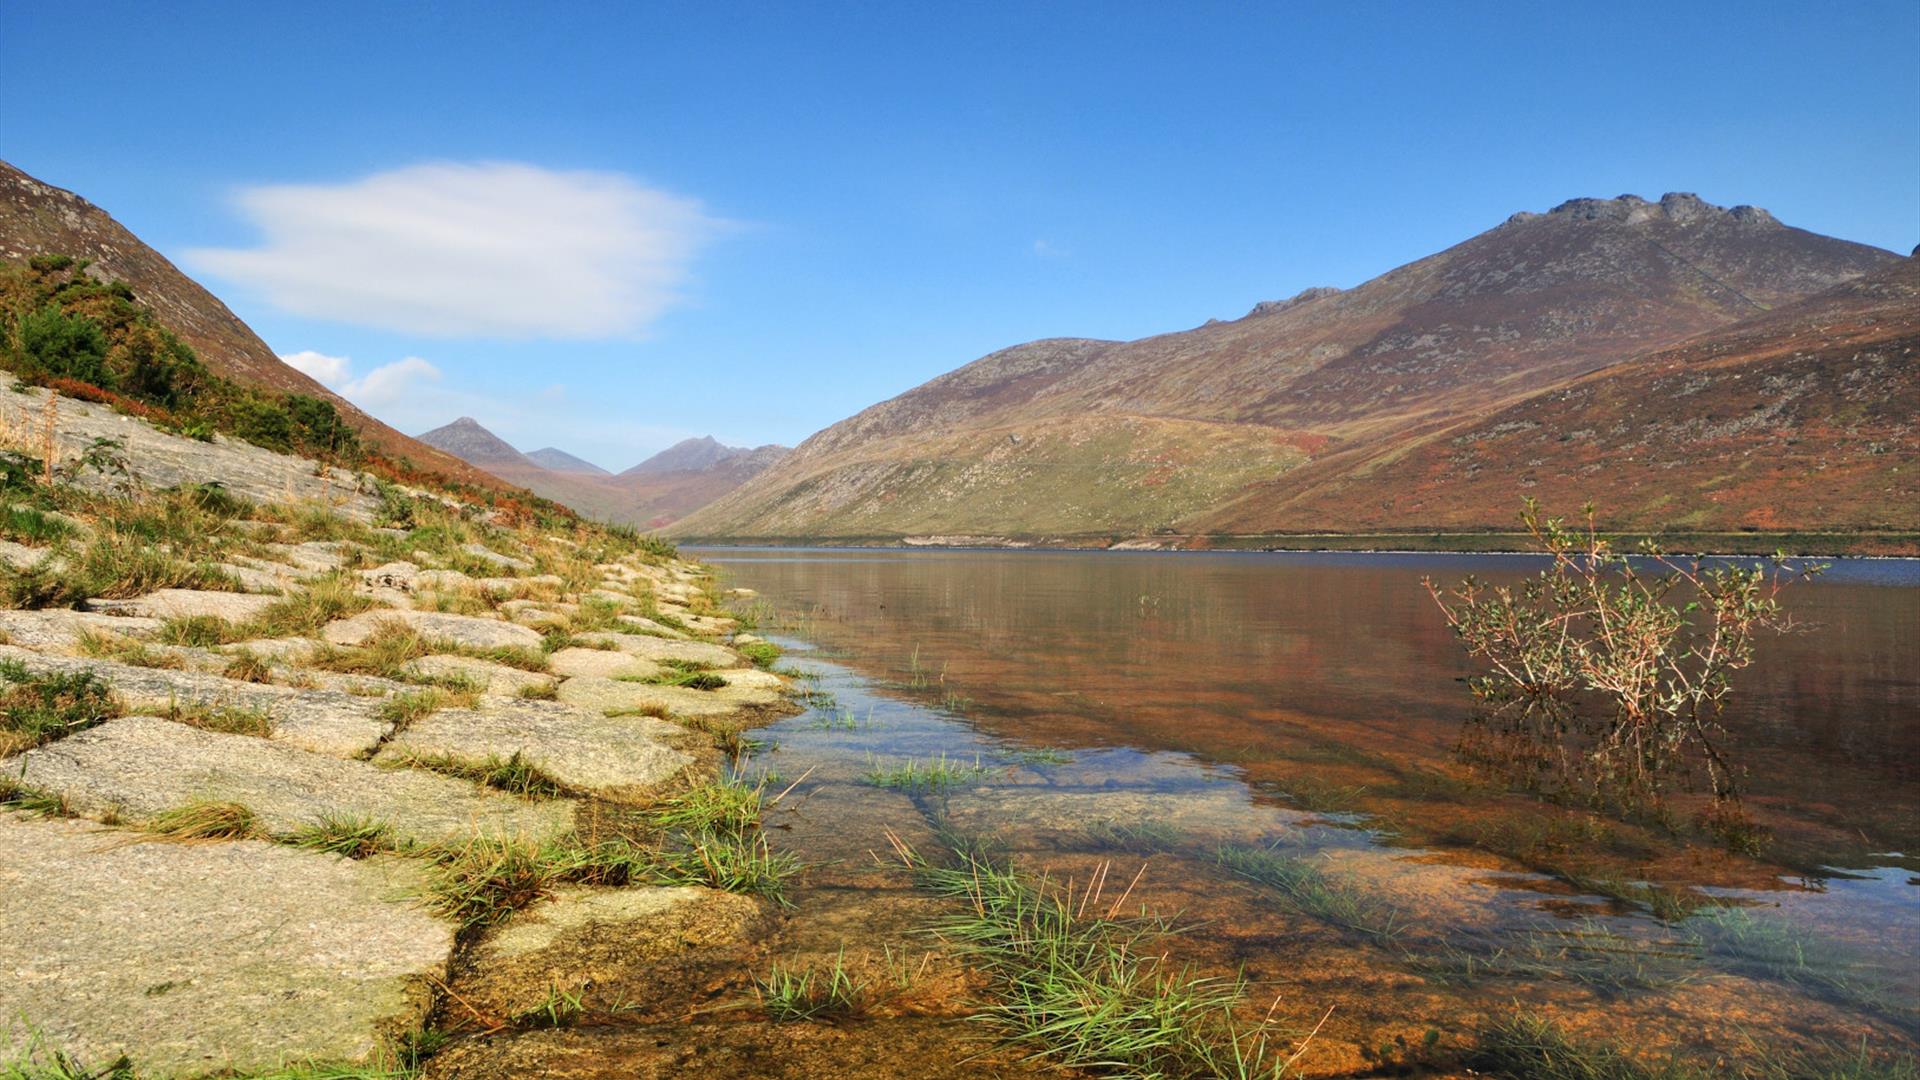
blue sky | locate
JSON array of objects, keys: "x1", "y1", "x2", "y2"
[{"x1": 5, "y1": 2, "x2": 1917, "y2": 470}]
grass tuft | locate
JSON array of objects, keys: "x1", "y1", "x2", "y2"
[
  {"x1": 0, "y1": 660, "x2": 118, "y2": 755},
  {"x1": 145, "y1": 799, "x2": 266, "y2": 841},
  {"x1": 1214, "y1": 841, "x2": 1404, "y2": 941},
  {"x1": 755, "y1": 949, "x2": 869, "y2": 1022},
  {"x1": 288, "y1": 814, "x2": 398, "y2": 859},
  {"x1": 861, "y1": 751, "x2": 992, "y2": 794}
]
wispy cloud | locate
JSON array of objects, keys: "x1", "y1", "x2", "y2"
[
  {"x1": 1032, "y1": 238, "x2": 1070, "y2": 258},
  {"x1": 192, "y1": 162, "x2": 724, "y2": 339}
]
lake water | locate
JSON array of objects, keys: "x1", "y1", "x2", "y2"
[{"x1": 699, "y1": 548, "x2": 1920, "y2": 1073}]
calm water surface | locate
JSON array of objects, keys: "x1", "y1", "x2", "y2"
[{"x1": 700, "y1": 548, "x2": 1920, "y2": 1072}]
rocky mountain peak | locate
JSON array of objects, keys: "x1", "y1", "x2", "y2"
[
  {"x1": 1246, "y1": 285, "x2": 1344, "y2": 319},
  {"x1": 415, "y1": 417, "x2": 530, "y2": 467},
  {"x1": 1510, "y1": 192, "x2": 1780, "y2": 228}
]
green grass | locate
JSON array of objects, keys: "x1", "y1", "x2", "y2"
[
  {"x1": 1404, "y1": 919, "x2": 1695, "y2": 995},
  {"x1": 1684, "y1": 908, "x2": 1887, "y2": 1012},
  {"x1": 288, "y1": 814, "x2": 399, "y2": 859},
  {"x1": 387, "y1": 750, "x2": 565, "y2": 799},
  {"x1": 1466, "y1": 1015, "x2": 1709, "y2": 1080},
  {"x1": 648, "y1": 828, "x2": 802, "y2": 905},
  {"x1": 631, "y1": 667, "x2": 726, "y2": 690},
  {"x1": 0, "y1": 504, "x2": 74, "y2": 545},
  {"x1": 1465, "y1": 1015, "x2": 1920, "y2": 1080},
  {"x1": 0, "y1": 776, "x2": 70, "y2": 817},
  {"x1": 144, "y1": 799, "x2": 267, "y2": 841},
  {"x1": 736, "y1": 640, "x2": 782, "y2": 668},
  {"x1": 755, "y1": 949, "x2": 869, "y2": 1022},
  {"x1": 898, "y1": 841, "x2": 1306, "y2": 1079},
  {"x1": 512, "y1": 982, "x2": 586, "y2": 1029},
  {"x1": 1086, "y1": 819, "x2": 1186, "y2": 854},
  {"x1": 3, "y1": 530, "x2": 238, "y2": 609},
  {"x1": 422, "y1": 821, "x2": 801, "y2": 928},
  {"x1": 0, "y1": 660, "x2": 117, "y2": 754},
  {"x1": 420, "y1": 835, "x2": 568, "y2": 928},
  {"x1": 861, "y1": 751, "x2": 992, "y2": 794},
  {"x1": 135, "y1": 700, "x2": 275, "y2": 738},
  {"x1": 649, "y1": 774, "x2": 769, "y2": 835},
  {"x1": 74, "y1": 629, "x2": 185, "y2": 670},
  {"x1": 1214, "y1": 841, "x2": 1403, "y2": 940},
  {"x1": 374, "y1": 690, "x2": 447, "y2": 730},
  {"x1": 998, "y1": 746, "x2": 1075, "y2": 767}
]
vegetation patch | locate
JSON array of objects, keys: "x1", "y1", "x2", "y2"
[
  {"x1": 144, "y1": 799, "x2": 267, "y2": 842},
  {"x1": 288, "y1": 814, "x2": 400, "y2": 860},
  {"x1": 754, "y1": 950, "x2": 870, "y2": 1022},
  {"x1": 388, "y1": 749, "x2": 566, "y2": 800},
  {"x1": 0, "y1": 660, "x2": 117, "y2": 754},
  {"x1": 891, "y1": 835, "x2": 1310, "y2": 1079},
  {"x1": 861, "y1": 751, "x2": 992, "y2": 794},
  {"x1": 1214, "y1": 841, "x2": 1404, "y2": 941}
]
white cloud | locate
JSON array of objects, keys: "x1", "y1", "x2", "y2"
[
  {"x1": 281, "y1": 349, "x2": 351, "y2": 386},
  {"x1": 346, "y1": 357, "x2": 442, "y2": 407},
  {"x1": 1032, "y1": 238, "x2": 1069, "y2": 258},
  {"x1": 193, "y1": 162, "x2": 724, "y2": 339}
]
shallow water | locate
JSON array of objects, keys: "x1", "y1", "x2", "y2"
[{"x1": 701, "y1": 548, "x2": 1920, "y2": 1072}]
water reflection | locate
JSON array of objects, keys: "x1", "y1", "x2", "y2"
[{"x1": 711, "y1": 549, "x2": 1920, "y2": 1067}]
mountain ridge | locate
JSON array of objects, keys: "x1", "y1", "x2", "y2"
[
  {"x1": 675, "y1": 193, "x2": 1907, "y2": 543},
  {"x1": 417, "y1": 418, "x2": 790, "y2": 527}
]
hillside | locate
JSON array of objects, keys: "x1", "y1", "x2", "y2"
[
  {"x1": 1197, "y1": 253, "x2": 1920, "y2": 536},
  {"x1": 418, "y1": 419, "x2": 789, "y2": 527},
  {"x1": 0, "y1": 158, "x2": 508, "y2": 492},
  {"x1": 526, "y1": 446, "x2": 610, "y2": 475},
  {"x1": 674, "y1": 194, "x2": 1903, "y2": 542}
]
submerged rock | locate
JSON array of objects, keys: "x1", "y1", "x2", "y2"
[{"x1": 456, "y1": 885, "x2": 761, "y2": 1017}]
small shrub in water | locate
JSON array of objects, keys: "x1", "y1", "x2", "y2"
[{"x1": 1426, "y1": 500, "x2": 1818, "y2": 815}]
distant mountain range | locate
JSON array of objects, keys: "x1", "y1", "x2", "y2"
[
  {"x1": 415, "y1": 419, "x2": 789, "y2": 527},
  {"x1": 675, "y1": 193, "x2": 1916, "y2": 547}
]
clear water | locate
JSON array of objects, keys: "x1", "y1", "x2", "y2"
[{"x1": 701, "y1": 548, "x2": 1920, "y2": 1072}]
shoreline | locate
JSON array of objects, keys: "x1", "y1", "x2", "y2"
[{"x1": 683, "y1": 532, "x2": 1920, "y2": 560}]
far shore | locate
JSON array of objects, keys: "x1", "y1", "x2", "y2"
[{"x1": 678, "y1": 530, "x2": 1920, "y2": 559}]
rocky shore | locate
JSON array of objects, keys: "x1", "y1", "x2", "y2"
[{"x1": 0, "y1": 384, "x2": 799, "y2": 1076}]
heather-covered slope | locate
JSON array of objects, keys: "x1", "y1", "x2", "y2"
[
  {"x1": 676, "y1": 194, "x2": 1900, "y2": 541},
  {"x1": 1197, "y1": 254, "x2": 1920, "y2": 536},
  {"x1": 0, "y1": 159, "x2": 507, "y2": 491}
]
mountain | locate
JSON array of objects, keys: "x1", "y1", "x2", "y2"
[
  {"x1": 673, "y1": 193, "x2": 1905, "y2": 543},
  {"x1": 0, "y1": 158, "x2": 505, "y2": 492},
  {"x1": 416, "y1": 417, "x2": 538, "y2": 469},
  {"x1": 417, "y1": 417, "x2": 789, "y2": 527},
  {"x1": 1196, "y1": 253, "x2": 1920, "y2": 536},
  {"x1": 525, "y1": 447, "x2": 610, "y2": 475},
  {"x1": 625, "y1": 436, "x2": 743, "y2": 475}
]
